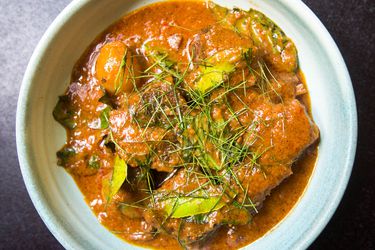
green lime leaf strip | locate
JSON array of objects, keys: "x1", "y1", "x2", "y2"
[
  {"x1": 163, "y1": 195, "x2": 225, "y2": 218},
  {"x1": 114, "y1": 48, "x2": 128, "y2": 95},
  {"x1": 103, "y1": 155, "x2": 127, "y2": 204}
]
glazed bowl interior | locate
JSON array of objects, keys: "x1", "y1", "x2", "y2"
[{"x1": 16, "y1": 0, "x2": 357, "y2": 249}]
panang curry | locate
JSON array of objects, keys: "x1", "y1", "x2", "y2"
[{"x1": 53, "y1": 1, "x2": 319, "y2": 249}]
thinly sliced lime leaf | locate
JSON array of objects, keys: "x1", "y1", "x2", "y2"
[
  {"x1": 114, "y1": 48, "x2": 128, "y2": 95},
  {"x1": 102, "y1": 155, "x2": 127, "y2": 203},
  {"x1": 163, "y1": 195, "x2": 225, "y2": 218},
  {"x1": 195, "y1": 62, "x2": 235, "y2": 93}
]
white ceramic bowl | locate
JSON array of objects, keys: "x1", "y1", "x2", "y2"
[{"x1": 16, "y1": 0, "x2": 357, "y2": 249}]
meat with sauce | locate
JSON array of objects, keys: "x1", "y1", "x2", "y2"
[{"x1": 53, "y1": 1, "x2": 319, "y2": 249}]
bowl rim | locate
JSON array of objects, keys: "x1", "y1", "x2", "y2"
[{"x1": 16, "y1": 0, "x2": 357, "y2": 249}]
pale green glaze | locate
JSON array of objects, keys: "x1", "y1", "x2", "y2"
[{"x1": 16, "y1": 0, "x2": 357, "y2": 249}]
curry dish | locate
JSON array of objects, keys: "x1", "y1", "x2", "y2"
[{"x1": 53, "y1": 1, "x2": 319, "y2": 249}]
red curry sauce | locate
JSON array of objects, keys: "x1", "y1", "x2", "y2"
[{"x1": 54, "y1": 1, "x2": 319, "y2": 249}]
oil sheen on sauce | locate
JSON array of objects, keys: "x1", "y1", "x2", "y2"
[{"x1": 60, "y1": 1, "x2": 319, "y2": 249}]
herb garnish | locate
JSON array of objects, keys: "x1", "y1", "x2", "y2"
[
  {"x1": 102, "y1": 155, "x2": 127, "y2": 204},
  {"x1": 56, "y1": 147, "x2": 76, "y2": 166},
  {"x1": 53, "y1": 95, "x2": 77, "y2": 129}
]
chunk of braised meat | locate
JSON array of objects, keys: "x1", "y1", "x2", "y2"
[
  {"x1": 141, "y1": 97, "x2": 318, "y2": 243},
  {"x1": 184, "y1": 24, "x2": 259, "y2": 89},
  {"x1": 143, "y1": 204, "x2": 250, "y2": 244},
  {"x1": 100, "y1": 8, "x2": 316, "y2": 245},
  {"x1": 227, "y1": 97, "x2": 319, "y2": 206},
  {"x1": 109, "y1": 81, "x2": 186, "y2": 171},
  {"x1": 266, "y1": 72, "x2": 299, "y2": 102},
  {"x1": 186, "y1": 24, "x2": 254, "y2": 61},
  {"x1": 208, "y1": 2, "x2": 298, "y2": 72},
  {"x1": 237, "y1": 98, "x2": 319, "y2": 167},
  {"x1": 108, "y1": 109, "x2": 165, "y2": 166},
  {"x1": 142, "y1": 168, "x2": 251, "y2": 244}
]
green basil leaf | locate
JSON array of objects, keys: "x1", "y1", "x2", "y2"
[
  {"x1": 53, "y1": 95, "x2": 77, "y2": 129},
  {"x1": 56, "y1": 147, "x2": 76, "y2": 166},
  {"x1": 195, "y1": 62, "x2": 235, "y2": 93},
  {"x1": 100, "y1": 106, "x2": 111, "y2": 129},
  {"x1": 162, "y1": 195, "x2": 225, "y2": 218},
  {"x1": 88, "y1": 154, "x2": 100, "y2": 169},
  {"x1": 102, "y1": 155, "x2": 127, "y2": 203}
]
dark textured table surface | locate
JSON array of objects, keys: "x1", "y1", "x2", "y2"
[{"x1": 0, "y1": 0, "x2": 374, "y2": 249}]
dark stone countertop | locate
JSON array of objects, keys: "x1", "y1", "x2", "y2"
[{"x1": 0, "y1": 0, "x2": 373, "y2": 249}]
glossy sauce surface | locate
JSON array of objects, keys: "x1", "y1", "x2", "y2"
[{"x1": 55, "y1": 1, "x2": 319, "y2": 249}]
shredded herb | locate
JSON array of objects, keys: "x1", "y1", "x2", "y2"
[
  {"x1": 114, "y1": 48, "x2": 129, "y2": 95},
  {"x1": 53, "y1": 3, "x2": 298, "y2": 243}
]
